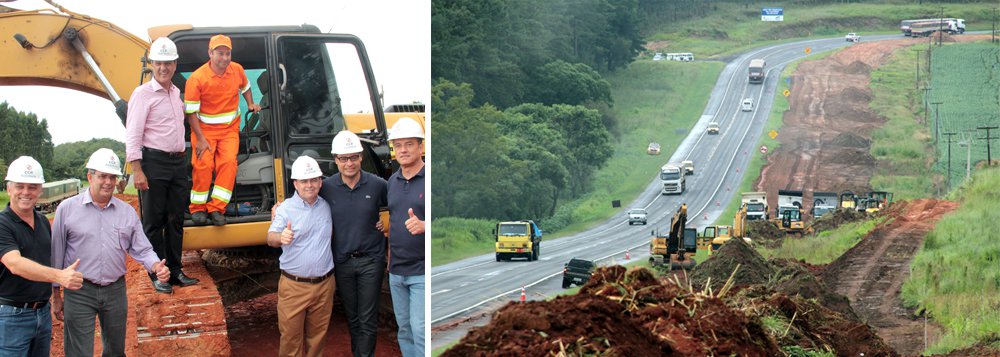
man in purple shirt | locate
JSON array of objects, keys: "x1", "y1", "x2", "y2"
[
  {"x1": 51, "y1": 148, "x2": 170, "y2": 357},
  {"x1": 120, "y1": 37, "x2": 198, "y2": 294}
]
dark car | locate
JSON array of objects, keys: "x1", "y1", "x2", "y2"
[{"x1": 562, "y1": 258, "x2": 595, "y2": 288}]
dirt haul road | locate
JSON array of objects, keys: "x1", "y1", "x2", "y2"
[{"x1": 756, "y1": 35, "x2": 988, "y2": 355}]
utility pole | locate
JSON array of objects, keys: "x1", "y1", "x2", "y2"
[
  {"x1": 939, "y1": 6, "x2": 945, "y2": 47},
  {"x1": 979, "y1": 126, "x2": 999, "y2": 165},
  {"x1": 962, "y1": 129, "x2": 975, "y2": 180},
  {"x1": 931, "y1": 102, "x2": 943, "y2": 143},
  {"x1": 912, "y1": 49, "x2": 922, "y2": 89},
  {"x1": 922, "y1": 87, "x2": 932, "y2": 126},
  {"x1": 944, "y1": 132, "x2": 956, "y2": 190},
  {"x1": 993, "y1": 8, "x2": 998, "y2": 44}
]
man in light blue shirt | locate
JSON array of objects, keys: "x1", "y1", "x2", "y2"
[{"x1": 267, "y1": 155, "x2": 334, "y2": 357}]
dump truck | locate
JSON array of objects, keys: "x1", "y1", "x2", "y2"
[
  {"x1": 660, "y1": 164, "x2": 685, "y2": 194},
  {"x1": 649, "y1": 204, "x2": 698, "y2": 270},
  {"x1": 495, "y1": 220, "x2": 542, "y2": 261},
  {"x1": 741, "y1": 192, "x2": 768, "y2": 221},
  {"x1": 748, "y1": 58, "x2": 766, "y2": 84},
  {"x1": 811, "y1": 191, "x2": 838, "y2": 218}
]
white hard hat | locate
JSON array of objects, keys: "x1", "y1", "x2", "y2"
[
  {"x1": 388, "y1": 117, "x2": 424, "y2": 140},
  {"x1": 330, "y1": 130, "x2": 363, "y2": 155},
  {"x1": 4, "y1": 156, "x2": 45, "y2": 184},
  {"x1": 149, "y1": 37, "x2": 178, "y2": 61},
  {"x1": 86, "y1": 148, "x2": 123, "y2": 176},
  {"x1": 290, "y1": 155, "x2": 323, "y2": 180}
]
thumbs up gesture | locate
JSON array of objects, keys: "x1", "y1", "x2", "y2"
[
  {"x1": 58, "y1": 259, "x2": 84, "y2": 290},
  {"x1": 281, "y1": 221, "x2": 295, "y2": 245},
  {"x1": 153, "y1": 259, "x2": 170, "y2": 283},
  {"x1": 404, "y1": 208, "x2": 424, "y2": 235}
]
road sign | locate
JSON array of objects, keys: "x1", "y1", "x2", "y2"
[
  {"x1": 783, "y1": 89, "x2": 790, "y2": 97},
  {"x1": 768, "y1": 130, "x2": 778, "y2": 139},
  {"x1": 805, "y1": 47, "x2": 811, "y2": 54},
  {"x1": 761, "y1": 8, "x2": 784, "y2": 22},
  {"x1": 760, "y1": 145, "x2": 768, "y2": 154}
]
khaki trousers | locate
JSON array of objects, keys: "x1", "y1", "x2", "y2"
[{"x1": 277, "y1": 274, "x2": 335, "y2": 357}]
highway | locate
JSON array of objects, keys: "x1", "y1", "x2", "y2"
[{"x1": 430, "y1": 34, "x2": 903, "y2": 347}]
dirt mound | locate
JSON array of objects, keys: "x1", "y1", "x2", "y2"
[
  {"x1": 690, "y1": 238, "x2": 774, "y2": 291},
  {"x1": 747, "y1": 220, "x2": 785, "y2": 249},
  {"x1": 827, "y1": 132, "x2": 870, "y2": 148},
  {"x1": 443, "y1": 265, "x2": 781, "y2": 356},
  {"x1": 768, "y1": 259, "x2": 856, "y2": 319},
  {"x1": 843, "y1": 60, "x2": 872, "y2": 75},
  {"x1": 809, "y1": 208, "x2": 868, "y2": 233}
]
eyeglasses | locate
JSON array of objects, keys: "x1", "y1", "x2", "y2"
[{"x1": 335, "y1": 155, "x2": 361, "y2": 163}]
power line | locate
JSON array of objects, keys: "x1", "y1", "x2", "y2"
[{"x1": 978, "y1": 126, "x2": 999, "y2": 165}]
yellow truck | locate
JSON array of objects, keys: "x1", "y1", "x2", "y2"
[{"x1": 494, "y1": 220, "x2": 542, "y2": 261}]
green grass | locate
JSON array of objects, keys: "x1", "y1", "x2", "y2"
[
  {"x1": 645, "y1": 2, "x2": 998, "y2": 59},
  {"x1": 758, "y1": 217, "x2": 884, "y2": 265},
  {"x1": 901, "y1": 168, "x2": 1000, "y2": 354},
  {"x1": 0, "y1": 191, "x2": 7, "y2": 208},
  {"x1": 430, "y1": 217, "x2": 496, "y2": 266},
  {"x1": 868, "y1": 42, "x2": 938, "y2": 200}
]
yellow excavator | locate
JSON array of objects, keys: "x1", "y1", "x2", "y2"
[
  {"x1": 0, "y1": 3, "x2": 424, "y2": 249},
  {"x1": 649, "y1": 204, "x2": 698, "y2": 271}
]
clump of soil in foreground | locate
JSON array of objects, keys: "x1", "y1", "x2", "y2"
[{"x1": 444, "y1": 239, "x2": 896, "y2": 356}]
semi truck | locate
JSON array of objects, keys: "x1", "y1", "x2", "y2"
[
  {"x1": 494, "y1": 220, "x2": 543, "y2": 261},
  {"x1": 35, "y1": 178, "x2": 81, "y2": 213},
  {"x1": 748, "y1": 59, "x2": 766, "y2": 84},
  {"x1": 660, "y1": 164, "x2": 685, "y2": 194},
  {"x1": 901, "y1": 18, "x2": 965, "y2": 36}
]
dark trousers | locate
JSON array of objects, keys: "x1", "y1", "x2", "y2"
[
  {"x1": 140, "y1": 149, "x2": 189, "y2": 274},
  {"x1": 64, "y1": 278, "x2": 127, "y2": 357},
  {"x1": 334, "y1": 256, "x2": 385, "y2": 357}
]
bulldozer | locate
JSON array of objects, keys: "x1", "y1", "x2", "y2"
[
  {"x1": 649, "y1": 204, "x2": 698, "y2": 271},
  {"x1": 840, "y1": 191, "x2": 858, "y2": 210},
  {"x1": 769, "y1": 190, "x2": 807, "y2": 236},
  {"x1": 858, "y1": 191, "x2": 893, "y2": 213}
]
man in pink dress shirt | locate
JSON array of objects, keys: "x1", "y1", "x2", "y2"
[{"x1": 121, "y1": 37, "x2": 198, "y2": 294}]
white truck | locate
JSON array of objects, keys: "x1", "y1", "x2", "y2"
[
  {"x1": 845, "y1": 33, "x2": 860, "y2": 42},
  {"x1": 902, "y1": 18, "x2": 965, "y2": 36},
  {"x1": 660, "y1": 164, "x2": 685, "y2": 195},
  {"x1": 741, "y1": 192, "x2": 768, "y2": 221},
  {"x1": 776, "y1": 189, "x2": 804, "y2": 218},
  {"x1": 811, "y1": 191, "x2": 839, "y2": 218}
]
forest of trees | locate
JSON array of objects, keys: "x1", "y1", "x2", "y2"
[
  {"x1": 1, "y1": 101, "x2": 124, "y2": 184},
  {"x1": 432, "y1": 0, "x2": 641, "y2": 228}
]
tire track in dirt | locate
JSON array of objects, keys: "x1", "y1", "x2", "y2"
[{"x1": 821, "y1": 199, "x2": 959, "y2": 356}]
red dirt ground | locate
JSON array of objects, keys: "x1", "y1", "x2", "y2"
[{"x1": 821, "y1": 199, "x2": 959, "y2": 356}]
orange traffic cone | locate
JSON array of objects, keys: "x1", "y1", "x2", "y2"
[
  {"x1": 520, "y1": 285, "x2": 526, "y2": 302},
  {"x1": 625, "y1": 249, "x2": 631, "y2": 260}
]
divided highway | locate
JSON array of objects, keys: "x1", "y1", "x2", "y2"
[{"x1": 431, "y1": 35, "x2": 902, "y2": 344}]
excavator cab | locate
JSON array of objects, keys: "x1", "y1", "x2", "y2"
[
  {"x1": 840, "y1": 191, "x2": 858, "y2": 209},
  {"x1": 163, "y1": 27, "x2": 392, "y2": 248}
]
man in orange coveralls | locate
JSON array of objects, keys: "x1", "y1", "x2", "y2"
[{"x1": 184, "y1": 34, "x2": 260, "y2": 226}]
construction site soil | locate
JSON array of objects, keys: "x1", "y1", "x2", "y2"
[
  {"x1": 443, "y1": 239, "x2": 894, "y2": 356},
  {"x1": 46, "y1": 194, "x2": 401, "y2": 356}
]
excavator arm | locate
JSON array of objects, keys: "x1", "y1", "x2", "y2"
[{"x1": 0, "y1": 6, "x2": 151, "y2": 122}]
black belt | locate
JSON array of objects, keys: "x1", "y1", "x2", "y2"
[
  {"x1": 281, "y1": 269, "x2": 333, "y2": 284},
  {"x1": 349, "y1": 251, "x2": 368, "y2": 258},
  {"x1": 0, "y1": 297, "x2": 48, "y2": 309},
  {"x1": 142, "y1": 147, "x2": 184, "y2": 158},
  {"x1": 85, "y1": 276, "x2": 124, "y2": 287}
]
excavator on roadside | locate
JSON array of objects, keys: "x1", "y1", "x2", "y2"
[
  {"x1": 0, "y1": 3, "x2": 425, "y2": 249},
  {"x1": 649, "y1": 204, "x2": 698, "y2": 271}
]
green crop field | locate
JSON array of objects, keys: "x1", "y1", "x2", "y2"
[{"x1": 927, "y1": 43, "x2": 1000, "y2": 193}]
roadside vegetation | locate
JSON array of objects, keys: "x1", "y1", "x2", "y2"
[
  {"x1": 0, "y1": 191, "x2": 7, "y2": 208},
  {"x1": 902, "y1": 168, "x2": 1000, "y2": 353},
  {"x1": 758, "y1": 217, "x2": 884, "y2": 264}
]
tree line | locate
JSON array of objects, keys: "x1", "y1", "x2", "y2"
[{"x1": 1, "y1": 101, "x2": 124, "y2": 186}]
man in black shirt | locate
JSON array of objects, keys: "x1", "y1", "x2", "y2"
[{"x1": 0, "y1": 156, "x2": 83, "y2": 356}]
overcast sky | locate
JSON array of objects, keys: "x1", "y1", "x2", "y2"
[{"x1": 0, "y1": 0, "x2": 430, "y2": 144}]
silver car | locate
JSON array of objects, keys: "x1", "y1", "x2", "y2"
[{"x1": 627, "y1": 208, "x2": 647, "y2": 225}]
